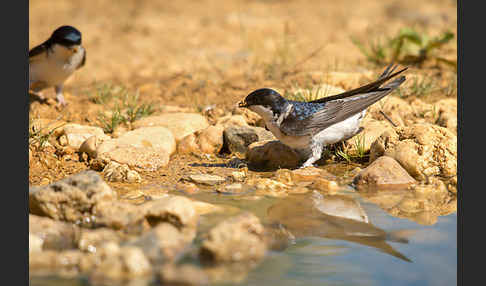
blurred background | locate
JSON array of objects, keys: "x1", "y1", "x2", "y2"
[{"x1": 29, "y1": 0, "x2": 457, "y2": 112}]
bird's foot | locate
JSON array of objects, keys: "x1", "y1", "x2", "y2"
[{"x1": 56, "y1": 94, "x2": 67, "y2": 108}]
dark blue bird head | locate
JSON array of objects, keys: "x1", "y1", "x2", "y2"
[
  {"x1": 239, "y1": 88, "x2": 288, "y2": 113},
  {"x1": 49, "y1": 25, "x2": 82, "y2": 47}
]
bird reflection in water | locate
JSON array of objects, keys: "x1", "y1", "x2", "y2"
[{"x1": 265, "y1": 191, "x2": 413, "y2": 262}]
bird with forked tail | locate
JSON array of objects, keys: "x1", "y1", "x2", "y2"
[{"x1": 238, "y1": 64, "x2": 408, "y2": 168}]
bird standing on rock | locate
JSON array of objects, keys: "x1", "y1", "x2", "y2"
[
  {"x1": 29, "y1": 25, "x2": 86, "y2": 107},
  {"x1": 238, "y1": 64, "x2": 407, "y2": 168}
]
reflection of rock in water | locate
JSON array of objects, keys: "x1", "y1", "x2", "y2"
[{"x1": 265, "y1": 191, "x2": 413, "y2": 262}]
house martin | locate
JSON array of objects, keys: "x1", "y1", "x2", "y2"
[
  {"x1": 29, "y1": 25, "x2": 86, "y2": 107},
  {"x1": 239, "y1": 64, "x2": 407, "y2": 168}
]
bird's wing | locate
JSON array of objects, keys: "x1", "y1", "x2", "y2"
[
  {"x1": 29, "y1": 42, "x2": 49, "y2": 63},
  {"x1": 309, "y1": 64, "x2": 408, "y2": 104},
  {"x1": 280, "y1": 76, "x2": 406, "y2": 136},
  {"x1": 77, "y1": 49, "x2": 86, "y2": 70}
]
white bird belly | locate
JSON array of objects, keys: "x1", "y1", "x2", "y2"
[
  {"x1": 313, "y1": 110, "x2": 365, "y2": 145},
  {"x1": 29, "y1": 45, "x2": 84, "y2": 89},
  {"x1": 29, "y1": 59, "x2": 73, "y2": 88}
]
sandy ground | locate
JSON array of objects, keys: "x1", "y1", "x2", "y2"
[{"x1": 28, "y1": 0, "x2": 457, "y2": 187}]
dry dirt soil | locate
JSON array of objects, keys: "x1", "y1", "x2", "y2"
[{"x1": 29, "y1": 0, "x2": 457, "y2": 190}]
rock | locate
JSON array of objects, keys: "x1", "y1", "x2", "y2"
[
  {"x1": 102, "y1": 161, "x2": 142, "y2": 183},
  {"x1": 230, "y1": 170, "x2": 247, "y2": 182},
  {"x1": 408, "y1": 99, "x2": 436, "y2": 125},
  {"x1": 248, "y1": 178, "x2": 289, "y2": 197},
  {"x1": 435, "y1": 98, "x2": 457, "y2": 133},
  {"x1": 128, "y1": 223, "x2": 196, "y2": 264},
  {"x1": 159, "y1": 264, "x2": 209, "y2": 286},
  {"x1": 360, "y1": 177, "x2": 456, "y2": 225},
  {"x1": 60, "y1": 123, "x2": 110, "y2": 149},
  {"x1": 231, "y1": 107, "x2": 264, "y2": 126},
  {"x1": 247, "y1": 140, "x2": 301, "y2": 170},
  {"x1": 275, "y1": 167, "x2": 337, "y2": 183},
  {"x1": 189, "y1": 174, "x2": 226, "y2": 186},
  {"x1": 88, "y1": 245, "x2": 152, "y2": 280},
  {"x1": 216, "y1": 115, "x2": 249, "y2": 128},
  {"x1": 142, "y1": 196, "x2": 199, "y2": 229},
  {"x1": 199, "y1": 212, "x2": 266, "y2": 262},
  {"x1": 29, "y1": 170, "x2": 117, "y2": 223},
  {"x1": 367, "y1": 96, "x2": 413, "y2": 126},
  {"x1": 178, "y1": 125, "x2": 225, "y2": 155},
  {"x1": 78, "y1": 135, "x2": 98, "y2": 159},
  {"x1": 353, "y1": 156, "x2": 417, "y2": 190},
  {"x1": 370, "y1": 123, "x2": 457, "y2": 181},
  {"x1": 345, "y1": 118, "x2": 395, "y2": 154},
  {"x1": 92, "y1": 201, "x2": 146, "y2": 232},
  {"x1": 97, "y1": 126, "x2": 176, "y2": 170},
  {"x1": 30, "y1": 250, "x2": 84, "y2": 276},
  {"x1": 132, "y1": 113, "x2": 209, "y2": 142},
  {"x1": 29, "y1": 233, "x2": 44, "y2": 253},
  {"x1": 223, "y1": 126, "x2": 275, "y2": 154},
  {"x1": 311, "y1": 178, "x2": 340, "y2": 194},
  {"x1": 77, "y1": 228, "x2": 121, "y2": 253},
  {"x1": 29, "y1": 214, "x2": 80, "y2": 251},
  {"x1": 274, "y1": 167, "x2": 340, "y2": 194}
]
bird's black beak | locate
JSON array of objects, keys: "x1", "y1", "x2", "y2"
[{"x1": 238, "y1": 100, "x2": 248, "y2": 108}]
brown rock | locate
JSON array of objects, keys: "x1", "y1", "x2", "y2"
[
  {"x1": 29, "y1": 214, "x2": 80, "y2": 251},
  {"x1": 132, "y1": 113, "x2": 209, "y2": 142},
  {"x1": 367, "y1": 96, "x2": 413, "y2": 126},
  {"x1": 102, "y1": 161, "x2": 142, "y2": 183},
  {"x1": 97, "y1": 126, "x2": 176, "y2": 170},
  {"x1": 216, "y1": 115, "x2": 249, "y2": 128},
  {"x1": 77, "y1": 228, "x2": 121, "y2": 253},
  {"x1": 199, "y1": 212, "x2": 266, "y2": 262},
  {"x1": 223, "y1": 125, "x2": 275, "y2": 154},
  {"x1": 189, "y1": 174, "x2": 226, "y2": 186},
  {"x1": 88, "y1": 245, "x2": 152, "y2": 280},
  {"x1": 177, "y1": 124, "x2": 225, "y2": 155},
  {"x1": 345, "y1": 118, "x2": 395, "y2": 154},
  {"x1": 142, "y1": 195, "x2": 199, "y2": 229},
  {"x1": 370, "y1": 123, "x2": 457, "y2": 181},
  {"x1": 29, "y1": 170, "x2": 117, "y2": 223},
  {"x1": 129, "y1": 223, "x2": 196, "y2": 264},
  {"x1": 435, "y1": 98, "x2": 457, "y2": 133},
  {"x1": 353, "y1": 156, "x2": 417, "y2": 190},
  {"x1": 61, "y1": 123, "x2": 110, "y2": 149},
  {"x1": 231, "y1": 107, "x2": 264, "y2": 126},
  {"x1": 247, "y1": 140, "x2": 301, "y2": 170},
  {"x1": 30, "y1": 250, "x2": 84, "y2": 277},
  {"x1": 92, "y1": 201, "x2": 146, "y2": 232}
]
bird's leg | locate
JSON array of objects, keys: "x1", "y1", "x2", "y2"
[
  {"x1": 300, "y1": 139, "x2": 323, "y2": 168},
  {"x1": 55, "y1": 84, "x2": 67, "y2": 107}
]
